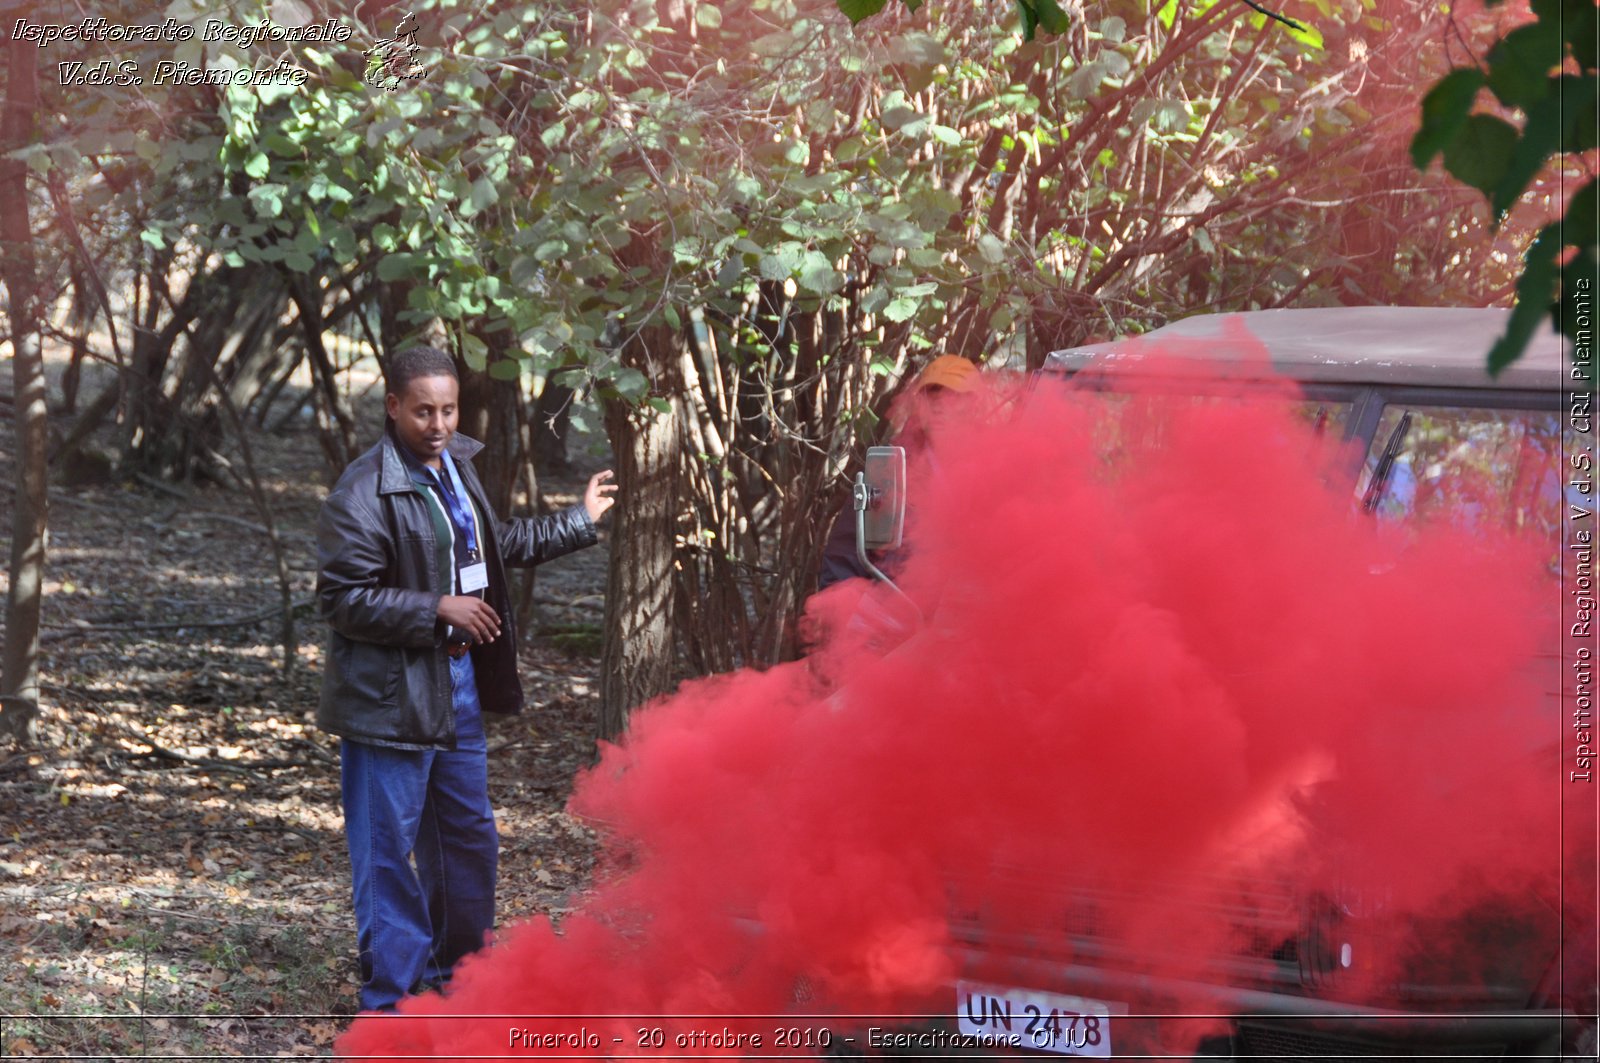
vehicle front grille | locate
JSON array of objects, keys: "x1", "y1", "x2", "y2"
[
  {"x1": 948, "y1": 867, "x2": 1303, "y2": 985},
  {"x1": 1234, "y1": 1022, "x2": 1507, "y2": 1061}
]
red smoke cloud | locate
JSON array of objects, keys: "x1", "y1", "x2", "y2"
[{"x1": 338, "y1": 353, "x2": 1562, "y2": 1060}]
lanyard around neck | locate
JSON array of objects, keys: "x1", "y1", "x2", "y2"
[{"x1": 429, "y1": 452, "x2": 480, "y2": 559}]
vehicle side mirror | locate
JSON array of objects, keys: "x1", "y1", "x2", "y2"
[
  {"x1": 851, "y1": 445, "x2": 922, "y2": 619},
  {"x1": 856, "y1": 445, "x2": 906, "y2": 552}
]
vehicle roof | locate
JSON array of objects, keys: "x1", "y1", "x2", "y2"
[{"x1": 1042, "y1": 306, "x2": 1570, "y2": 390}]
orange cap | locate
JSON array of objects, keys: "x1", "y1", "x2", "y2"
[{"x1": 912, "y1": 355, "x2": 979, "y2": 393}]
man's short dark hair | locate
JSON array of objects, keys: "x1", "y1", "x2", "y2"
[{"x1": 386, "y1": 346, "x2": 457, "y2": 397}]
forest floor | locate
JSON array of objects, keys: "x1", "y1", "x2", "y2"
[{"x1": 0, "y1": 382, "x2": 614, "y2": 1059}]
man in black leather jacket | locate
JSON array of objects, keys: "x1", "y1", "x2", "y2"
[{"x1": 316, "y1": 345, "x2": 615, "y2": 1012}]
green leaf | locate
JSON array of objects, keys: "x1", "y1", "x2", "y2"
[
  {"x1": 882, "y1": 296, "x2": 920, "y2": 322},
  {"x1": 798, "y1": 256, "x2": 844, "y2": 294},
  {"x1": 751, "y1": 30, "x2": 794, "y2": 55},
  {"x1": 1559, "y1": 247, "x2": 1599, "y2": 359},
  {"x1": 377, "y1": 253, "x2": 426, "y2": 282},
  {"x1": 976, "y1": 233, "x2": 1007, "y2": 264},
  {"x1": 889, "y1": 32, "x2": 945, "y2": 67},
  {"x1": 1487, "y1": 222, "x2": 1561, "y2": 375},
  {"x1": 460, "y1": 332, "x2": 488, "y2": 372},
  {"x1": 366, "y1": 118, "x2": 403, "y2": 149},
  {"x1": 539, "y1": 120, "x2": 568, "y2": 149},
  {"x1": 263, "y1": 132, "x2": 299, "y2": 157},
  {"x1": 613, "y1": 367, "x2": 649, "y2": 401},
  {"x1": 1069, "y1": 60, "x2": 1108, "y2": 97},
  {"x1": 258, "y1": 81, "x2": 299, "y2": 107},
  {"x1": 1566, "y1": 177, "x2": 1597, "y2": 246},
  {"x1": 1564, "y1": 0, "x2": 1598, "y2": 70},
  {"x1": 1032, "y1": 0, "x2": 1072, "y2": 34},
  {"x1": 1442, "y1": 114, "x2": 1518, "y2": 196},
  {"x1": 468, "y1": 176, "x2": 498, "y2": 215},
  {"x1": 1411, "y1": 68, "x2": 1486, "y2": 169},
  {"x1": 759, "y1": 245, "x2": 802, "y2": 280},
  {"x1": 284, "y1": 250, "x2": 316, "y2": 272},
  {"x1": 1558, "y1": 76, "x2": 1598, "y2": 152},
  {"x1": 882, "y1": 106, "x2": 922, "y2": 131},
  {"x1": 1017, "y1": 0, "x2": 1038, "y2": 40},
  {"x1": 696, "y1": 4, "x2": 722, "y2": 28},
  {"x1": 1286, "y1": 20, "x2": 1323, "y2": 50},
  {"x1": 1486, "y1": 22, "x2": 1562, "y2": 110},
  {"x1": 1490, "y1": 94, "x2": 1562, "y2": 220},
  {"x1": 329, "y1": 225, "x2": 357, "y2": 262},
  {"x1": 248, "y1": 183, "x2": 287, "y2": 217},
  {"x1": 243, "y1": 152, "x2": 270, "y2": 179},
  {"x1": 836, "y1": 0, "x2": 888, "y2": 23},
  {"x1": 488, "y1": 359, "x2": 523, "y2": 382}
]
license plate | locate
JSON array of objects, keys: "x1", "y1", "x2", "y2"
[{"x1": 957, "y1": 980, "x2": 1122, "y2": 1058}]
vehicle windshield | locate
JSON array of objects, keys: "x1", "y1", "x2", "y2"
[
  {"x1": 1092, "y1": 393, "x2": 1354, "y2": 477},
  {"x1": 1354, "y1": 405, "x2": 1566, "y2": 566}
]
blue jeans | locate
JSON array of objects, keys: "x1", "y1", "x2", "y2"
[{"x1": 340, "y1": 653, "x2": 497, "y2": 1012}]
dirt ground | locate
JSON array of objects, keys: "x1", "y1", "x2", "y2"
[{"x1": 0, "y1": 381, "x2": 613, "y2": 1058}]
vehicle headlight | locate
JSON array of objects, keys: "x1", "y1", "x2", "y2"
[{"x1": 1299, "y1": 884, "x2": 1390, "y2": 992}]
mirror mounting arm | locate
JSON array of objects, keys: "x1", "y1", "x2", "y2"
[
  {"x1": 853, "y1": 470, "x2": 923, "y2": 621},
  {"x1": 852, "y1": 474, "x2": 894, "y2": 586}
]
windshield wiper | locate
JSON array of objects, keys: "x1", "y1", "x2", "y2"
[{"x1": 1361, "y1": 411, "x2": 1413, "y2": 514}]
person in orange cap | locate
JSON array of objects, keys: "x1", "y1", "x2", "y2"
[
  {"x1": 816, "y1": 355, "x2": 980, "y2": 592},
  {"x1": 909, "y1": 353, "x2": 981, "y2": 393}
]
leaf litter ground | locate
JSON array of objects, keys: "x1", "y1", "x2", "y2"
[{"x1": 0, "y1": 397, "x2": 609, "y2": 1059}]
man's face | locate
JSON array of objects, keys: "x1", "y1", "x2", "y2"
[
  {"x1": 896, "y1": 384, "x2": 970, "y2": 445},
  {"x1": 386, "y1": 373, "x2": 459, "y2": 467}
]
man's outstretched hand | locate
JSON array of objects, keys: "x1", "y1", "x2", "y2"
[
  {"x1": 585, "y1": 470, "x2": 618, "y2": 523},
  {"x1": 438, "y1": 595, "x2": 500, "y2": 643}
]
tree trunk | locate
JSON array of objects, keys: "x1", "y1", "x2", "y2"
[
  {"x1": 458, "y1": 340, "x2": 544, "y2": 645},
  {"x1": 1, "y1": 32, "x2": 44, "y2": 745},
  {"x1": 286, "y1": 274, "x2": 360, "y2": 477},
  {"x1": 456, "y1": 352, "x2": 526, "y2": 516},
  {"x1": 532, "y1": 363, "x2": 579, "y2": 475},
  {"x1": 62, "y1": 268, "x2": 90, "y2": 414},
  {"x1": 597, "y1": 322, "x2": 685, "y2": 740},
  {"x1": 125, "y1": 247, "x2": 178, "y2": 460}
]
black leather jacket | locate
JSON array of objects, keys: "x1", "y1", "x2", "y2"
[{"x1": 315, "y1": 430, "x2": 596, "y2": 748}]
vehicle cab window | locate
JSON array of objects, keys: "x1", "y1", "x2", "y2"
[
  {"x1": 1355, "y1": 404, "x2": 1566, "y2": 565},
  {"x1": 1092, "y1": 393, "x2": 1355, "y2": 478}
]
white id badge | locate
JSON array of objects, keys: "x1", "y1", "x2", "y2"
[{"x1": 459, "y1": 561, "x2": 489, "y2": 594}]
